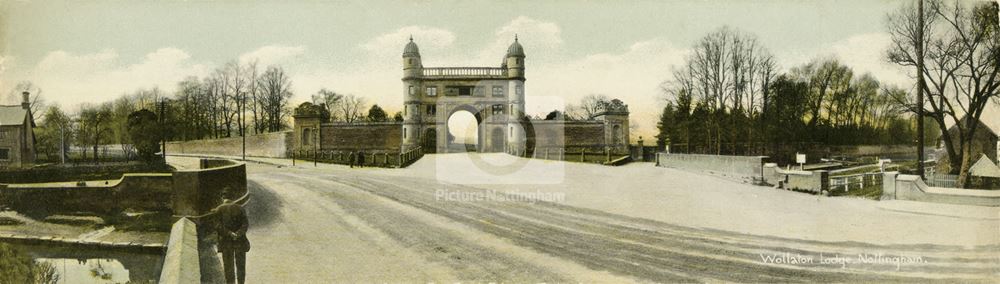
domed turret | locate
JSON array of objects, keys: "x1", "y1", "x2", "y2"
[
  {"x1": 505, "y1": 35, "x2": 525, "y2": 80},
  {"x1": 505, "y1": 35, "x2": 525, "y2": 58},
  {"x1": 403, "y1": 36, "x2": 422, "y2": 79},
  {"x1": 403, "y1": 36, "x2": 420, "y2": 57}
]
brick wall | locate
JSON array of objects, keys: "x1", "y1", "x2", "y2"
[
  {"x1": 319, "y1": 122, "x2": 403, "y2": 151},
  {"x1": 532, "y1": 121, "x2": 606, "y2": 150}
]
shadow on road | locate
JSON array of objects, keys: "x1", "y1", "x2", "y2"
[{"x1": 245, "y1": 180, "x2": 284, "y2": 228}]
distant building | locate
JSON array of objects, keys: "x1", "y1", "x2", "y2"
[
  {"x1": 938, "y1": 115, "x2": 999, "y2": 164},
  {"x1": 0, "y1": 91, "x2": 36, "y2": 168}
]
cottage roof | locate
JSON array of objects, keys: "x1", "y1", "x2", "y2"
[
  {"x1": 969, "y1": 154, "x2": 1000, "y2": 178},
  {"x1": 945, "y1": 114, "x2": 1000, "y2": 138},
  {"x1": 0, "y1": 105, "x2": 28, "y2": 126}
]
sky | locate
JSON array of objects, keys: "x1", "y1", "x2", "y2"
[{"x1": 0, "y1": 0, "x2": 997, "y2": 139}]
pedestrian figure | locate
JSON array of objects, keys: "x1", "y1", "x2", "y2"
[
  {"x1": 216, "y1": 191, "x2": 250, "y2": 284},
  {"x1": 349, "y1": 151, "x2": 357, "y2": 168},
  {"x1": 357, "y1": 150, "x2": 366, "y2": 168}
]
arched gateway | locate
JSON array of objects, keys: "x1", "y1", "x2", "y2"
[
  {"x1": 291, "y1": 36, "x2": 630, "y2": 163},
  {"x1": 400, "y1": 36, "x2": 527, "y2": 154}
]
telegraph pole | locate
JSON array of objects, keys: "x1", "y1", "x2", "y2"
[
  {"x1": 242, "y1": 92, "x2": 247, "y2": 161},
  {"x1": 59, "y1": 124, "x2": 65, "y2": 164},
  {"x1": 916, "y1": 0, "x2": 926, "y2": 179}
]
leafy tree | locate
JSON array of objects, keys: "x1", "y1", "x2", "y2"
[
  {"x1": 366, "y1": 104, "x2": 388, "y2": 122},
  {"x1": 544, "y1": 110, "x2": 565, "y2": 120},
  {"x1": 392, "y1": 111, "x2": 404, "y2": 122},
  {"x1": 77, "y1": 103, "x2": 113, "y2": 163},
  {"x1": 35, "y1": 105, "x2": 72, "y2": 161},
  {"x1": 293, "y1": 102, "x2": 330, "y2": 121},
  {"x1": 127, "y1": 109, "x2": 162, "y2": 162},
  {"x1": 655, "y1": 103, "x2": 676, "y2": 149},
  {"x1": 0, "y1": 243, "x2": 58, "y2": 284}
]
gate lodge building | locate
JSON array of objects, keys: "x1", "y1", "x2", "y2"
[{"x1": 292, "y1": 37, "x2": 630, "y2": 158}]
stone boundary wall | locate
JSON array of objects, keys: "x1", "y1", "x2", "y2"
[
  {"x1": 656, "y1": 152, "x2": 768, "y2": 183},
  {"x1": 165, "y1": 131, "x2": 292, "y2": 158},
  {"x1": 318, "y1": 122, "x2": 403, "y2": 151},
  {"x1": 836, "y1": 145, "x2": 918, "y2": 156},
  {"x1": 882, "y1": 172, "x2": 1000, "y2": 206},
  {"x1": 0, "y1": 159, "x2": 247, "y2": 217},
  {"x1": 0, "y1": 173, "x2": 174, "y2": 215},
  {"x1": 158, "y1": 218, "x2": 200, "y2": 284},
  {"x1": 762, "y1": 163, "x2": 830, "y2": 194}
]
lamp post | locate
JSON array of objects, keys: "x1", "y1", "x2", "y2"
[
  {"x1": 916, "y1": 0, "x2": 926, "y2": 179},
  {"x1": 313, "y1": 127, "x2": 318, "y2": 167}
]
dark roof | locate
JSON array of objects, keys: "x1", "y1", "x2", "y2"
[
  {"x1": 945, "y1": 115, "x2": 999, "y2": 138},
  {"x1": 0, "y1": 105, "x2": 28, "y2": 126}
]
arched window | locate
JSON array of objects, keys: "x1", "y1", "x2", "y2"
[{"x1": 302, "y1": 128, "x2": 312, "y2": 146}]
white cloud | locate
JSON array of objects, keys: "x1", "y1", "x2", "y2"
[
  {"x1": 532, "y1": 38, "x2": 690, "y2": 139},
  {"x1": 781, "y1": 33, "x2": 912, "y2": 87},
  {"x1": 475, "y1": 16, "x2": 564, "y2": 65},
  {"x1": 27, "y1": 48, "x2": 209, "y2": 109},
  {"x1": 360, "y1": 26, "x2": 455, "y2": 58},
  {"x1": 828, "y1": 33, "x2": 911, "y2": 87},
  {"x1": 239, "y1": 45, "x2": 307, "y2": 67}
]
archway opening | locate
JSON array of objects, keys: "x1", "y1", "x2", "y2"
[{"x1": 447, "y1": 110, "x2": 480, "y2": 152}]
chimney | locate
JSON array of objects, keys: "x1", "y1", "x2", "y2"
[{"x1": 21, "y1": 91, "x2": 30, "y2": 110}]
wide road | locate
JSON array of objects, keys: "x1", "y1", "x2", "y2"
[{"x1": 194, "y1": 155, "x2": 998, "y2": 283}]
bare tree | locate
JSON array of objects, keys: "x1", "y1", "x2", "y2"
[
  {"x1": 338, "y1": 94, "x2": 367, "y2": 123},
  {"x1": 311, "y1": 88, "x2": 343, "y2": 122},
  {"x1": 887, "y1": 0, "x2": 1000, "y2": 187},
  {"x1": 566, "y1": 94, "x2": 610, "y2": 120},
  {"x1": 666, "y1": 26, "x2": 776, "y2": 154},
  {"x1": 257, "y1": 66, "x2": 294, "y2": 131},
  {"x1": 7, "y1": 81, "x2": 46, "y2": 122}
]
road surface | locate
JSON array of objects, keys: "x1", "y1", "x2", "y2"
[{"x1": 173, "y1": 154, "x2": 999, "y2": 282}]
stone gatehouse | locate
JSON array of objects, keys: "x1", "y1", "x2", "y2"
[{"x1": 292, "y1": 37, "x2": 630, "y2": 156}]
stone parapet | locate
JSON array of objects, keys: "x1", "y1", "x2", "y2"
[{"x1": 158, "y1": 218, "x2": 200, "y2": 284}]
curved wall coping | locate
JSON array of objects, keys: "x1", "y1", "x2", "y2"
[{"x1": 3, "y1": 172, "x2": 173, "y2": 189}]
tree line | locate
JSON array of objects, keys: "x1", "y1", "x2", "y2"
[
  {"x1": 656, "y1": 0, "x2": 998, "y2": 188},
  {"x1": 26, "y1": 60, "x2": 306, "y2": 162},
  {"x1": 655, "y1": 26, "x2": 921, "y2": 159}
]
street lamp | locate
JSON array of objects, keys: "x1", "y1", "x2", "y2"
[{"x1": 313, "y1": 127, "x2": 319, "y2": 167}]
